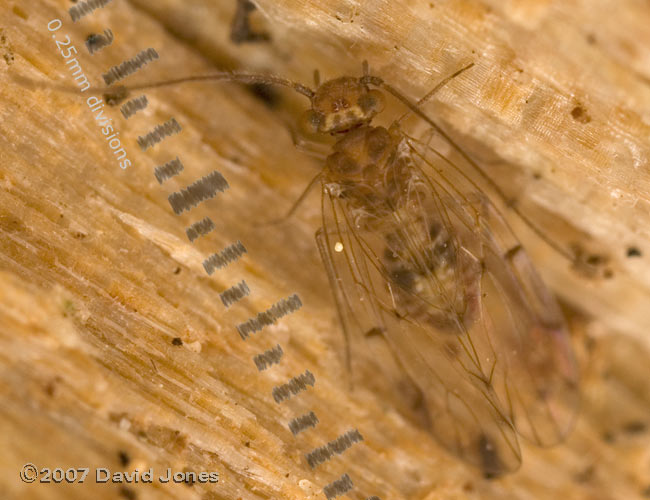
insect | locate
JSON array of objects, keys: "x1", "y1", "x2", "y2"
[{"x1": 120, "y1": 60, "x2": 580, "y2": 475}]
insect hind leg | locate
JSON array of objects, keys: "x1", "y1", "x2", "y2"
[{"x1": 395, "y1": 62, "x2": 475, "y2": 126}]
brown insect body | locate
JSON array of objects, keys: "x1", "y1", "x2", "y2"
[
  {"x1": 310, "y1": 75, "x2": 481, "y2": 332},
  {"x1": 322, "y1": 122, "x2": 481, "y2": 331}
]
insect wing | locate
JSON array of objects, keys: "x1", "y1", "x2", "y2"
[
  {"x1": 404, "y1": 133, "x2": 580, "y2": 447},
  {"x1": 316, "y1": 173, "x2": 523, "y2": 475}
]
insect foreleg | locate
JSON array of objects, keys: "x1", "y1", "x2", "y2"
[{"x1": 281, "y1": 113, "x2": 331, "y2": 159}]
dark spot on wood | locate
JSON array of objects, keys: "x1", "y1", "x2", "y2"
[
  {"x1": 246, "y1": 83, "x2": 280, "y2": 109},
  {"x1": 642, "y1": 485, "x2": 650, "y2": 497},
  {"x1": 627, "y1": 246, "x2": 642, "y2": 258},
  {"x1": 182, "y1": 468, "x2": 195, "y2": 486},
  {"x1": 602, "y1": 430, "x2": 615, "y2": 443},
  {"x1": 104, "y1": 86, "x2": 128, "y2": 106},
  {"x1": 505, "y1": 197, "x2": 518, "y2": 208},
  {"x1": 574, "y1": 464, "x2": 595, "y2": 483},
  {"x1": 586, "y1": 33, "x2": 597, "y2": 45},
  {"x1": 533, "y1": 172, "x2": 542, "y2": 180},
  {"x1": 0, "y1": 214, "x2": 26, "y2": 232},
  {"x1": 622, "y1": 420, "x2": 646, "y2": 435},
  {"x1": 504, "y1": 244, "x2": 523, "y2": 260},
  {"x1": 586, "y1": 254, "x2": 604, "y2": 266},
  {"x1": 119, "y1": 487, "x2": 136, "y2": 500},
  {"x1": 584, "y1": 335, "x2": 596, "y2": 352},
  {"x1": 571, "y1": 105, "x2": 591, "y2": 123},
  {"x1": 118, "y1": 450, "x2": 131, "y2": 466},
  {"x1": 571, "y1": 244, "x2": 614, "y2": 280},
  {"x1": 12, "y1": 6, "x2": 28, "y2": 19},
  {"x1": 462, "y1": 481, "x2": 475, "y2": 492},
  {"x1": 245, "y1": 441, "x2": 250, "y2": 447},
  {"x1": 230, "y1": 0, "x2": 270, "y2": 44},
  {"x1": 172, "y1": 337, "x2": 183, "y2": 346},
  {"x1": 44, "y1": 377, "x2": 61, "y2": 397},
  {"x1": 174, "y1": 267, "x2": 181, "y2": 274},
  {"x1": 364, "y1": 327, "x2": 385, "y2": 338}
]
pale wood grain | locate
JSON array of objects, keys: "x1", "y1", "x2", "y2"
[{"x1": 1, "y1": 1, "x2": 649, "y2": 499}]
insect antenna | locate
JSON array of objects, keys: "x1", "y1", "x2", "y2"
[
  {"x1": 116, "y1": 71, "x2": 315, "y2": 99},
  {"x1": 16, "y1": 70, "x2": 315, "y2": 102},
  {"x1": 361, "y1": 71, "x2": 575, "y2": 262},
  {"x1": 112, "y1": 70, "x2": 326, "y2": 227}
]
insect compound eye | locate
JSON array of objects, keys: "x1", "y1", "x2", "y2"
[
  {"x1": 300, "y1": 109, "x2": 325, "y2": 134},
  {"x1": 357, "y1": 89, "x2": 385, "y2": 116}
]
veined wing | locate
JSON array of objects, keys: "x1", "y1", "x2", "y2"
[
  {"x1": 404, "y1": 131, "x2": 580, "y2": 448},
  {"x1": 317, "y1": 168, "x2": 523, "y2": 475}
]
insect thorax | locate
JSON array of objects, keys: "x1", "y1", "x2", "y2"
[
  {"x1": 324, "y1": 126, "x2": 482, "y2": 331},
  {"x1": 323, "y1": 125, "x2": 405, "y2": 215}
]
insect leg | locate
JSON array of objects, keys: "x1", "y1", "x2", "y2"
[
  {"x1": 281, "y1": 113, "x2": 330, "y2": 159},
  {"x1": 395, "y1": 62, "x2": 475, "y2": 126},
  {"x1": 315, "y1": 227, "x2": 353, "y2": 385},
  {"x1": 375, "y1": 77, "x2": 575, "y2": 261},
  {"x1": 255, "y1": 171, "x2": 322, "y2": 227}
]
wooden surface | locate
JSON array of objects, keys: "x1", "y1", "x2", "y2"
[{"x1": 1, "y1": 0, "x2": 649, "y2": 499}]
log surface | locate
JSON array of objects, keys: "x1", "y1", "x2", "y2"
[{"x1": 1, "y1": 1, "x2": 649, "y2": 499}]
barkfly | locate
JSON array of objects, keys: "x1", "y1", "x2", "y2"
[{"x1": 119, "y1": 60, "x2": 580, "y2": 475}]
